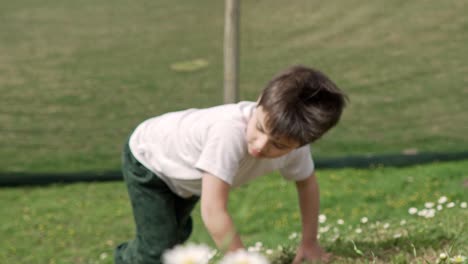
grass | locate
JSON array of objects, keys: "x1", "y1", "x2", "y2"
[
  {"x1": 0, "y1": 160, "x2": 466, "y2": 263},
  {"x1": 0, "y1": 0, "x2": 467, "y2": 263},
  {"x1": 1, "y1": 0, "x2": 467, "y2": 174}
]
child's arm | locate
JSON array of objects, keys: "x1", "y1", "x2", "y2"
[
  {"x1": 200, "y1": 172, "x2": 244, "y2": 252},
  {"x1": 293, "y1": 173, "x2": 331, "y2": 263}
]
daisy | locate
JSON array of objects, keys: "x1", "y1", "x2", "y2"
[
  {"x1": 99, "y1": 253, "x2": 108, "y2": 260},
  {"x1": 425, "y1": 202, "x2": 435, "y2": 208},
  {"x1": 408, "y1": 207, "x2": 418, "y2": 215},
  {"x1": 439, "y1": 253, "x2": 447, "y2": 260},
  {"x1": 319, "y1": 214, "x2": 327, "y2": 223},
  {"x1": 438, "y1": 196, "x2": 448, "y2": 204},
  {"x1": 220, "y1": 250, "x2": 269, "y2": 264},
  {"x1": 449, "y1": 255, "x2": 467, "y2": 264},
  {"x1": 163, "y1": 243, "x2": 212, "y2": 264},
  {"x1": 288, "y1": 232, "x2": 298, "y2": 240}
]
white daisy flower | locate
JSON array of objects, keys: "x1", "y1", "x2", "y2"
[
  {"x1": 449, "y1": 255, "x2": 467, "y2": 264},
  {"x1": 360, "y1": 217, "x2": 368, "y2": 224},
  {"x1": 220, "y1": 250, "x2": 269, "y2": 264},
  {"x1": 437, "y1": 205, "x2": 443, "y2": 211},
  {"x1": 425, "y1": 209, "x2": 436, "y2": 218},
  {"x1": 288, "y1": 232, "x2": 298, "y2": 240},
  {"x1": 337, "y1": 219, "x2": 344, "y2": 225},
  {"x1": 383, "y1": 223, "x2": 390, "y2": 229},
  {"x1": 319, "y1": 214, "x2": 327, "y2": 223},
  {"x1": 424, "y1": 202, "x2": 435, "y2": 208},
  {"x1": 439, "y1": 253, "x2": 447, "y2": 260},
  {"x1": 408, "y1": 207, "x2": 418, "y2": 215},
  {"x1": 355, "y1": 228, "x2": 362, "y2": 234},
  {"x1": 163, "y1": 243, "x2": 212, "y2": 264},
  {"x1": 418, "y1": 209, "x2": 429, "y2": 217},
  {"x1": 438, "y1": 196, "x2": 448, "y2": 204},
  {"x1": 460, "y1": 202, "x2": 467, "y2": 209},
  {"x1": 247, "y1": 246, "x2": 258, "y2": 253},
  {"x1": 99, "y1": 252, "x2": 108, "y2": 260},
  {"x1": 447, "y1": 202, "x2": 455, "y2": 208},
  {"x1": 254, "y1": 242, "x2": 263, "y2": 251},
  {"x1": 419, "y1": 209, "x2": 435, "y2": 218}
]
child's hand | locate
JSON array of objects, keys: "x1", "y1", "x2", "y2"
[{"x1": 292, "y1": 242, "x2": 331, "y2": 264}]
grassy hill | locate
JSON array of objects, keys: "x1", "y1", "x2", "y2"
[{"x1": 1, "y1": 0, "x2": 467, "y2": 174}]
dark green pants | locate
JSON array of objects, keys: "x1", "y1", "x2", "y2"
[{"x1": 114, "y1": 142, "x2": 200, "y2": 264}]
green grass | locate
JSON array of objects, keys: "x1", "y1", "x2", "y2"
[
  {"x1": 1, "y1": 0, "x2": 467, "y2": 174},
  {"x1": 1, "y1": 0, "x2": 467, "y2": 263},
  {"x1": 1, "y1": 160, "x2": 467, "y2": 263}
]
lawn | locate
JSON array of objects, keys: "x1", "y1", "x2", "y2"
[
  {"x1": 1, "y1": 0, "x2": 467, "y2": 263},
  {"x1": 1, "y1": 0, "x2": 467, "y2": 174},
  {"x1": 0, "y1": 160, "x2": 467, "y2": 263}
]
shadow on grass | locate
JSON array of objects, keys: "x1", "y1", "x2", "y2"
[
  {"x1": 1, "y1": 151, "x2": 468, "y2": 187},
  {"x1": 270, "y1": 227, "x2": 454, "y2": 264}
]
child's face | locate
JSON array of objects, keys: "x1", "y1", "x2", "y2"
[{"x1": 246, "y1": 106, "x2": 300, "y2": 159}]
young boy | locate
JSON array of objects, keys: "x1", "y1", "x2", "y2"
[{"x1": 114, "y1": 65, "x2": 347, "y2": 264}]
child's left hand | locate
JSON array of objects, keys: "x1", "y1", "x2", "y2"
[{"x1": 292, "y1": 242, "x2": 332, "y2": 264}]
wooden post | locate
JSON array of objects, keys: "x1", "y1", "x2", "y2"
[{"x1": 223, "y1": 0, "x2": 240, "y2": 104}]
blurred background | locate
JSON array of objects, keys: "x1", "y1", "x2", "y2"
[
  {"x1": 1, "y1": 0, "x2": 467, "y2": 178},
  {"x1": 1, "y1": 1, "x2": 468, "y2": 263}
]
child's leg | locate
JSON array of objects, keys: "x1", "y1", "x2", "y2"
[
  {"x1": 174, "y1": 194, "x2": 199, "y2": 244},
  {"x1": 114, "y1": 143, "x2": 199, "y2": 264}
]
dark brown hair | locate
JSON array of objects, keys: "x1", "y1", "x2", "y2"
[{"x1": 258, "y1": 65, "x2": 348, "y2": 145}]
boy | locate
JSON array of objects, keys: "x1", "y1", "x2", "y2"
[{"x1": 115, "y1": 65, "x2": 347, "y2": 264}]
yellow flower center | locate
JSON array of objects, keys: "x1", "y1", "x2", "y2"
[
  {"x1": 182, "y1": 257, "x2": 196, "y2": 264},
  {"x1": 236, "y1": 258, "x2": 250, "y2": 264}
]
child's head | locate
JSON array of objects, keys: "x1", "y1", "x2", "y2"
[{"x1": 246, "y1": 65, "x2": 347, "y2": 158}]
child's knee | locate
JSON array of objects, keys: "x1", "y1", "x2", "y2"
[
  {"x1": 114, "y1": 240, "x2": 165, "y2": 264},
  {"x1": 137, "y1": 249, "x2": 163, "y2": 264}
]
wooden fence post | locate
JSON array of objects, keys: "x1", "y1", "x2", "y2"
[{"x1": 223, "y1": 0, "x2": 240, "y2": 104}]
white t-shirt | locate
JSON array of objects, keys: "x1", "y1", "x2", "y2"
[{"x1": 129, "y1": 101, "x2": 314, "y2": 198}]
